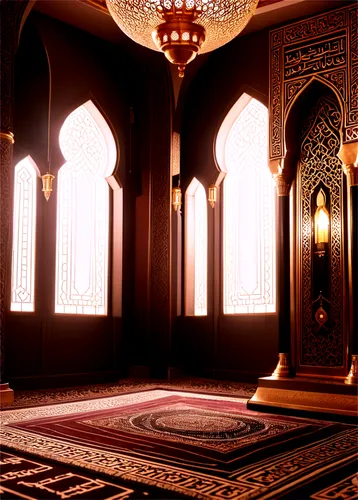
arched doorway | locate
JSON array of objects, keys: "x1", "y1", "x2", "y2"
[{"x1": 285, "y1": 80, "x2": 348, "y2": 378}]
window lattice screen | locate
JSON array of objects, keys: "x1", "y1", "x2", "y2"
[
  {"x1": 222, "y1": 98, "x2": 276, "y2": 314},
  {"x1": 185, "y1": 178, "x2": 207, "y2": 316},
  {"x1": 11, "y1": 157, "x2": 39, "y2": 312},
  {"x1": 55, "y1": 101, "x2": 117, "y2": 315}
]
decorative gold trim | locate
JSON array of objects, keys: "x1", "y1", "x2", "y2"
[
  {"x1": 272, "y1": 353, "x2": 292, "y2": 377},
  {"x1": 249, "y1": 386, "x2": 357, "y2": 417},
  {"x1": 0, "y1": 131, "x2": 14, "y2": 144},
  {"x1": 77, "y1": 0, "x2": 109, "y2": 14},
  {"x1": 283, "y1": 75, "x2": 345, "y2": 131},
  {"x1": 274, "y1": 173, "x2": 290, "y2": 196},
  {"x1": 343, "y1": 164, "x2": 358, "y2": 187},
  {"x1": 298, "y1": 95, "x2": 343, "y2": 369},
  {"x1": 154, "y1": 18, "x2": 206, "y2": 78},
  {"x1": 269, "y1": 4, "x2": 356, "y2": 160},
  {"x1": 345, "y1": 355, "x2": 358, "y2": 385}
]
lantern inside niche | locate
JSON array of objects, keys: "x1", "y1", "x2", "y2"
[{"x1": 314, "y1": 188, "x2": 329, "y2": 256}]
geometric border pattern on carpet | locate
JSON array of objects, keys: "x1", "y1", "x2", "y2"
[
  {"x1": 1, "y1": 390, "x2": 357, "y2": 499},
  {"x1": 0, "y1": 447, "x2": 185, "y2": 499},
  {"x1": 1, "y1": 379, "x2": 257, "y2": 409}
]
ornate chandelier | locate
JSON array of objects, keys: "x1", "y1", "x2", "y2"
[{"x1": 106, "y1": 0, "x2": 259, "y2": 77}]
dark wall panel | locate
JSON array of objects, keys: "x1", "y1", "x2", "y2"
[
  {"x1": 217, "y1": 316, "x2": 278, "y2": 379},
  {"x1": 7, "y1": 11, "x2": 139, "y2": 388},
  {"x1": 176, "y1": 28, "x2": 278, "y2": 381},
  {"x1": 6, "y1": 316, "x2": 43, "y2": 378}
]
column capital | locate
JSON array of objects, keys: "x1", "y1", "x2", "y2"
[
  {"x1": 343, "y1": 164, "x2": 358, "y2": 187},
  {"x1": 268, "y1": 158, "x2": 284, "y2": 176},
  {"x1": 0, "y1": 131, "x2": 14, "y2": 144},
  {"x1": 274, "y1": 173, "x2": 290, "y2": 196},
  {"x1": 269, "y1": 158, "x2": 291, "y2": 196},
  {"x1": 338, "y1": 141, "x2": 358, "y2": 186}
]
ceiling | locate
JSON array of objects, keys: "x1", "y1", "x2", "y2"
[
  {"x1": 31, "y1": 0, "x2": 353, "y2": 106},
  {"x1": 34, "y1": 0, "x2": 352, "y2": 47}
]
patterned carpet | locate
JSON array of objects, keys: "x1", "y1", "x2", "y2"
[
  {"x1": 1, "y1": 388, "x2": 357, "y2": 499},
  {"x1": 0, "y1": 447, "x2": 180, "y2": 499},
  {"x1": 2, "y1": 378, "x2": 257, "y2": 409}
]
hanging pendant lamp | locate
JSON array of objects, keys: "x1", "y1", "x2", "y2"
[{"x1": 106, "y1": 0, "x2": 259, "y2": 77}]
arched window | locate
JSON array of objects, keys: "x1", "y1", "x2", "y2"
[
  {"x1": 55, "y1": 100, "x2": 117, "y2": 315},
  {"x1": 216, "y1": 95, "x2": 276, "y2": 314},
  {"x1": 185, "y1": 178, "x2": 207, "y2": 316},
  {"x1": 11, "y1": 156, "x2": 40, "y2": 312}
]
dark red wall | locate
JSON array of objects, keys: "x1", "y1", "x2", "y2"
[
  {"x1": 7, "y1": 12, "x2": 144, "y2": 388},
  {"x1": 175, "y1": 28, "x2": 278, "y2": 381},
  {"x1": 7, "y1": 10, "x2": 280, "y2": 389}
]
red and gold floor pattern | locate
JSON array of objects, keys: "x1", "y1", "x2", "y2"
[
  {"x1": 1, "y1": 390, "x2": 357, "y2": 499},
  {"x1": 2, "y1": 379, "x2": 256, "y2": 409}
]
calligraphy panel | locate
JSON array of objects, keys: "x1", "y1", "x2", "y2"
[
  {"x1": 269, "y1": 4, "x2": 355, "y2": 161},
  {"x1": 284, "y1": 35, "x2": 346, "y2": 81}
]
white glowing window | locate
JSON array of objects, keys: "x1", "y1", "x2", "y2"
[
  {"x1": 55, "y1": 101, "x2": 117, "y2": 315},
  {"x1": 185, "y1": 178, "x2": 207, "y2": 316},
  {"x1": 217, "y1": 96, "x2": 276, "y2": 314},
  {"x1": 11, "y1": 156, "x2": 39, "y2": 312}
]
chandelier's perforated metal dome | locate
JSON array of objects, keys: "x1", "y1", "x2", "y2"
[{"x1": 106, "y1": 0, "x2": 259, "y2": 55}]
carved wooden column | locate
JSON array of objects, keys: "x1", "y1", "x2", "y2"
[
  {"x1": 272, "y1": 166, "x2": 292, "y2": 377},
  {"x1": 0, "y1": 131, "x2": 15, "y2": 403},
  {"x1": 0, "y1": 0, "x2": 28, "y2": 403},
  {"x1": 148, "y1": 60, "x2": 173, "y2": 379},
  {"x1": 339, "y1": 142, "x2": 358, "y2": 385},
  {"x1": 248, "y1": 4, "x2": 357, "y2": 417}
]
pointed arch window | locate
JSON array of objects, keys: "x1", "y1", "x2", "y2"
[
  {"x1": 55, "y1": 101, "x2": 117, "y2": 315},
  {"x1": 11, "y1": 156, "x2": 40, "y2": 312},
  {"x1": 185, "y1": 178, "x2": 207, "y2": 316},
  {"x1": 216, "y1": 95, "x2": 276, "y2": 314}
]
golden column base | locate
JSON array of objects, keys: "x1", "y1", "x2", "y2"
[
  {"x1": 0, "y1": 383, "x2": 14, "y2": 405},
  {"x1": 272, "y1": 353, "x2": 292, "y2": 378},
  {"x1": 345, "y1": 355, "x2": 358, "y2": 385}
]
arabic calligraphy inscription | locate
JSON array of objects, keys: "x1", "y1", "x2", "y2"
[{"x1": 284, "y1": 35, "x2": 346, "y2": 80}]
